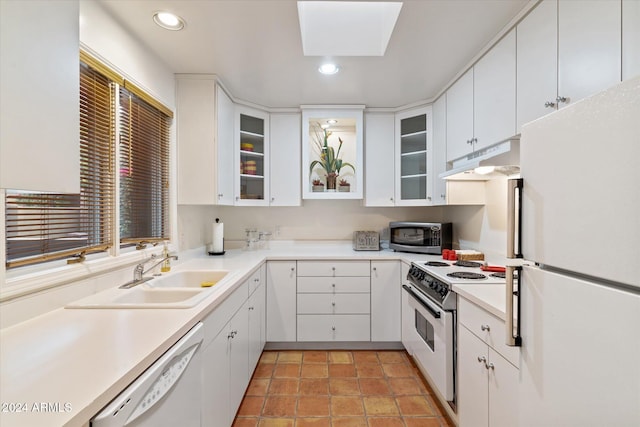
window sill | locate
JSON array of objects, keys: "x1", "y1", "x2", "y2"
[{"x1": 0, "y1": 249, "x2": 163, "y2": 303}]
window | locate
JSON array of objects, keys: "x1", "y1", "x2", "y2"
[
  {"x1": 118, "y1": 87, "x2": 170, "y2": 246},
  {"x1": 4, "y1": 52, "x2": 172, "y2": 269}
]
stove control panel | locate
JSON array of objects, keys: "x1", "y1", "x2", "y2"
[{"x1": 407, "y1": 264, "x2": 450, "y2": 304}]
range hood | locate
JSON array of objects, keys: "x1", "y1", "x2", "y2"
[{"x1": 439, "y1": 137, "x2": 520, "y2": 180}]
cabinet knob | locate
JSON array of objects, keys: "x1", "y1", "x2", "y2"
[
  {"x1": 390, "y1": 197, "x2": 394, "y2": 202},
  {"x1": 372, "y1": 267, "x2": 377, "y2": 271},
  {"x1": 486, "y1": 362, "x2": 495, "y2": 370},
  {"x1": 480, "y1": 324, "x2": 490, "y2": 331},
  {"x1": 236, "y1": 196, "x2": 240, "y2": 201},
  {"x1": 218, "y1": 193, "x2": 223, "y2": 198},
  {"x1": 472, "y1": 137, "x2": 478, "y2": 144},
  {"x1": 556, "y1": 96, "x2": 568, "y2": 104},
  {"x1": 544, "y1": 101, "x2": 556, "y2": 108},
  {"x1": 332, "y1": 283, "x2": 336, "y2": 287},
  {"x1": 271, "y1": 197, "x2": 275, "y2": 202},
  {"x1": 331, "y1": 326, "x2": 336, "y2": 331},
  {"x1": 291, "y1": 267, "x2": 295, "y2": 271},
  {"x1": 440, "y1": 194, "x2": 446, "y2": 199},
  {"x1": 477, "y1": 356, "x2": 487, "y2": 364},
  {"x1": 427, "y1": 196, "x2": 431, "y2": 201},
  {"x1": 331, "y1": 302, "x2": 336, "y2": 307}
]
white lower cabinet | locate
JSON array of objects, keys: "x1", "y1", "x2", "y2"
[
  {"x1": 296, "y1": 260, "x2": 371, "y2": 342},
  {"x1": 201, "y1": 266, "x2": 265, "y2": 427},
  {"x1": 370, "y1": 261, "x2": 401, "y2": 341},
  {"x1": 248, "y1": 274, "x2": 266, "y2": 370},
  {"x1": 266, "y1": 261, "x2": 297, "y2": 342},
  {"x1": 457, "y1": 297, "x2": 519, "y2": 427}
]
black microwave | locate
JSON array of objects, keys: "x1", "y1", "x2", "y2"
[{"x1": 389, "y1": 222, "x2": 452, "y2": 254}]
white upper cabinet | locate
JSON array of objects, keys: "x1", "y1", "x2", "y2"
[
  {"x1": 176, "y1": 76, "x2": 234, "y2": 205},
  {"x1": 473, "y1": 29, "x2": 516, "y2": 151},
  {"x1": 431, "y1": 95, "x2": 447, "y2": 205},
  {"x1": 235, "y1": 105, "x2": 270, "y2": 206},
  {"x1": 517, "y1": 0, "x2": 558, "y2": 132},
  {"x1": 364, "y1": 113, "x2": 395, "y2": 207},
  {"x1": 395, "y1": 107, "x2": 433, "y2": 206},
  {"x1": 446, "y1": 69, "x2": 474, "y2": 162},
  {"x1": 558, "y1": 0, "x2": 621, "y2": 106},
  {"x1": 269, "y1": 113, "x2": 301, "y2": 206},
  {"x1": 623, "y1": 0, "x2": 640, "y2": 80},
  {"x1": 0, "y1": 0, "x2": 79, "y2": 192}
]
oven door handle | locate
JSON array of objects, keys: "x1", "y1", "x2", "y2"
[{"x1": 403, "y1": 285, "x2": 441, "y2": 319}]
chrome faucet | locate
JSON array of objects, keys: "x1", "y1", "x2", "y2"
[{"x1": 120, "y1": 253, "x2": 179, "y2": 289}]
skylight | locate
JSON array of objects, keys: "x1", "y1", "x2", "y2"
[{"x1": 297, "y1": 1, "x2": 403, "y2": 56}]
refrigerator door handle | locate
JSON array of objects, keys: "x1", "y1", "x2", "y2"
[
  {"x1": 507, "y1": 178, "x2": 523, "y2": 259},
  {"x1": 506, "y1": 265, "x2": 522, "y2": 347}
]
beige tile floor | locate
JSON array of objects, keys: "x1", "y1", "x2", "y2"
[{"x1": 232, "y1": 350, "x2": 456, "y2": 427}]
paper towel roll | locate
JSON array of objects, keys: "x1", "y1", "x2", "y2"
[{"x1": 212, "y1": 220, "x2": 224, "y2": 253}]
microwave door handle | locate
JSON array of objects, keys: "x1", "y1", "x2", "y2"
[
  {"x1": 507, "y1": 178, "x2": 523, "y2": 259},
  {"x1": 505, "y1": 266, "x2": 522, "y2": 347}
]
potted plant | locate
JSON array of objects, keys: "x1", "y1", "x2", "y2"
[
  {"x1": 309, "y1": 123, "x2": 355, "y2": 191},
  {"x1": 338, "y1": 178, "x2": 350, "y2": 192},
  {"x1": 312, "y1": 179, "x2": 324, "y2": 192}
]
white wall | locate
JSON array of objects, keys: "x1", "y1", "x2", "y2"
[{"x1": 178, "y1": 202, "x2": 446, "y2": 250}]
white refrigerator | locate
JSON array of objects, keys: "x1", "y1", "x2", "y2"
[{"x1": 506, "y1": 76, "x2": 640, "y2": 427}]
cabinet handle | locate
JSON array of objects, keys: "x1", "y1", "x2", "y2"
[
  {"x1": 466, "y1": 139, "x2": 472, "y2": 145},
  {"x1": 331, "y1": 326, "x2": 336, "y2": 331},
  {"x1": 486, "y1": 362, "x2": 495, "y2": 370},
  {"x1": 427, "y1": 196, "x2": 431, "y2": 201},
  {"x1": 440, "y1": 194, "x2": 446, "y2": 199},
  {"x1": 249, "y1": 306, "x2": 254, "y2": 311},
  {"x1": 472, "y1": 137, "x2": 478, "y2": 144},
  {"x1": 271, "y1": 197, "x2": 275, "y2": 202},
  {"x1": 372, "y1": 267, "x2": 377, "y2": 271},
  {"x1": 218, "y1": 193, "x2": 223, "y2": 198},
  {"x1": 477, "y1": 356, "x2": 486, "y2": 364},
  {"x1": 390, "y1": 197, "x2": 394, "y2": 202},
  {"x1": 332, "y1": 302, "x2": 336, "y2": 307},
  {"x1": 556, "y1": 96, "x2": 568, "y2": 104},
  {"x1": 481, "y1": 324, "x2": 490, "y2": 331},
  {"x1": 544, "y1": 101, "x2": 556, "y2": 108},
  {"x1": 236, "y1": 196, "x2": 240, "y2": 201},
  {"x1": 291, "y1": 267, "x2": 295, "y2": 271}
]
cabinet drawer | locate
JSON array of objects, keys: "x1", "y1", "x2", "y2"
[
  {"x1": 458, "y1": 297, "x2": 519, "y2": 367},
  {"x1": 248, "y1": 267, "x2": 263, "y2": 295},
  {"x1": 297, "y1": 276, "x2": 370, "y2": 293},
  {"x1": 297, "y1": 261, "x2": 370, "y2": 277},
  {"x1": 297, "y1": 293, "x2": 370, "y2": 314},
  {"x1": 297, "y1": 314, "x2": 371, "y2": 341}
]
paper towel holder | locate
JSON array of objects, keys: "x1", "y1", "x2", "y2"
[{"x1": 208, "y1": 218, "x2": 225, "y2": 256}]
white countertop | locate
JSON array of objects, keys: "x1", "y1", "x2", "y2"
[
  {"x1": 452, "y1": 283, "x2": 509, "y2": 320},
  {"x1": 0, "y1": 243, "x2": 507, "y2": 427}
]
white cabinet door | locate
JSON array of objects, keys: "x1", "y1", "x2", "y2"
[
  {"x1": 228, "y1": 300, "x2": 250, "y2": 419},
  {"x1": 248, "y1": 279, "x2": 266, "y2": 373},
  {"x1": 446, "y1": 69, "x2": 474, "y2": 162},
  {"x1": 516, "y1": 0, "x2": 558, "y2": 132},
  {"x1": 473, "y1": 29, "x2": 516, "y2": 150},
  {"x1": 431, "y1": 95, "x2": 447, "y2": 205},
  {"x1": 364, "y1": 113, "x2": 396, "y2": 206},
  {"x1": 1, "y1": 0, "x2": 79, "y2": 193},
  {"x1": 216, "y1": 85, "x2": 235, "y2": 205},
  {"x1": 177, "y1": 77, "x2": 216, "y2": 204},
  {"x1": 623, "y1": 0, "x2": 640, "y2": 80},
  {"x1": 235, "y1": 105, "x2": 270, "y2": 205},
  {"x1": 370, "y1": 261, "x2": 401, "y2": 342},
  {"x1": 202, "y1": 329, "x2": 231, "y2": 427},
  {"x1": 457, "y1": 325, "x2": 489, "y2": 427},
  {"x1": 270, "y1": 113, "x2": 301, "y2": 206},
  {"x1": 488, "y1": 348, "x2": 519, "y2": 427},
  {"x1": 395, "y1": 107, "x2": 433, "y2": 206},
  {"x1": 266, "y1": 261, "x2": 297, "y2": 342},
  {"x1": 558, "y1": 0, "x2": 621, "y2": 106}
]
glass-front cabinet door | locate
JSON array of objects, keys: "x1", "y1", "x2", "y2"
[
  {"x1": 235, "y1": 106, "x2": 269, "y2": 205},
  {"x1": 395, "y1": 107, "x2": 433, "y2": 205}
]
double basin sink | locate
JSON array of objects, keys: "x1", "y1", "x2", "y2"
[{"x1": 66, "y1": 270, "x2": 232, "y2": 309}]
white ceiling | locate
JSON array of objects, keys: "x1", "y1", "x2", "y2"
[{"x1": 97, "y1": 0, "x2": 530, "y2": 109}]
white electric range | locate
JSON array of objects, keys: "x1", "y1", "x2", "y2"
[{"x1": 401, "y1": 258, "x2": 506, "y2": 407}]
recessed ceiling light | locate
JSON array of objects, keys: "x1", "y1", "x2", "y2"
[
  {"x1": 327, "y1": 119, "x2": 338, "y2": 125},
  {"x1": 318, "y1": 63, "x2": 339, "y2": 75},
  {"x1": 153, "y1": 11, "x2": 185, "y2": 31}
]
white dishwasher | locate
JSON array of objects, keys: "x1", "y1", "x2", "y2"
[{"x1": 91, "y1": 322, "x2": 203, "y2": 427}]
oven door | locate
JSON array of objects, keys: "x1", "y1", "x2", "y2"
[{"x1": 402, "y1": 284, "x2": 455, "y2": 401}]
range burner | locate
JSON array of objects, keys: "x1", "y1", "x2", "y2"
[
  {"x1": 454, "y1": 260, "x2": 484, "y2": 268},
  {"x1": 425, "y1": 261, "x2": 450, "y2": 267},
  {"x1": 491, "y1": 272, "x2": 506, "y2": 279},
  {"x1": 447, "y1": 272, "x2": 487, "y2": 280}
]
